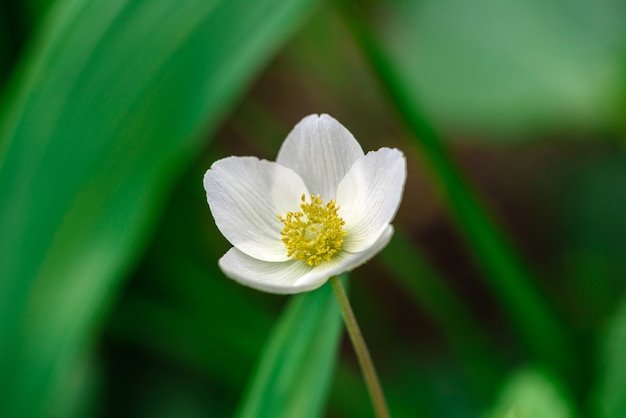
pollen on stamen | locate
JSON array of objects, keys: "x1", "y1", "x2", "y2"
[{"x1": 277, "y1": 194, "x2": 347, "y2": 266}]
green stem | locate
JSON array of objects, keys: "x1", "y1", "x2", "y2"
[{"x1": 330, "y1": 276, "x2": 390, "y2": 418}]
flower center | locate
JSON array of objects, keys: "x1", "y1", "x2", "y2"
[{"x1": 278, "y1": 194, "x2": 347, "y2": 266}]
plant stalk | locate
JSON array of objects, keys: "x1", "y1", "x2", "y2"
[{"x1": 330, "y1": 276, "x2": 390, "y2": 418}]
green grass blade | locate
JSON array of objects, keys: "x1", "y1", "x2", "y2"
[
  {"x1": 336, "y1": 0, "x2": 574, "y2": 380},
  {"x1": 235, "y1": 279, "x2": 345, "y2": 418},
  {"x1": 0, "y1": 0, "x2": 319, "y2": 416}
]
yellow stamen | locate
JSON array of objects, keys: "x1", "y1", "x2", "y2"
[{"x1": 278, "y1": 194, "x2": 347, "y2": 266}]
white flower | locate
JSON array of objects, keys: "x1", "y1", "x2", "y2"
[{"x1": 203, "y1": 114, "x2": 407, "y2": 294}]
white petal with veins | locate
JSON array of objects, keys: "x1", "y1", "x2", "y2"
[
  {"x1": 336, "y1": 148, "x2": 406, "y2": 252},
  {"x1": 204, "y1": 156, "x2": 308, "y2": 262},
  {"x1": 219, "y1": 248, "x2": 314, "y2": 293},
  {"x1": 277, "y1": 114, "x2": 364, "y2": 198}
]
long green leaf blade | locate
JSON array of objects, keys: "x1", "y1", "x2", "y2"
[
  {"x1": 0, "y1": 0, "x2": 318, "y2": 416},
  {"x1": 235, "y1": 279, "x2": 344, "y2": 418}
]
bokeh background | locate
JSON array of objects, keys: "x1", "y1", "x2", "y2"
[{"x1": 1, "y1": 0, "x2": 626, "y2": 417}]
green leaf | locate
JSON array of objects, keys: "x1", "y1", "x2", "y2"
[
  {"x1": 487, "y1": 367, "x2": 577, "y2": 418},
  {"x1": 0, "y1": 0, "x2": 319, "y2": 416},
  {"x1": 594, "y1": 299, "x2": 626, "y2": 418},
  {"x1": 235, "y1": 279, "x2": 344, "y2": 418}
]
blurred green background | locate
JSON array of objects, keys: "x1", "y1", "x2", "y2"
[{"x1": 1, "y1": 0, "x2": 626, "y2": 417}]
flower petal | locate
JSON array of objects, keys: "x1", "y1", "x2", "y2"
[
  {"x1": 204, "y1": 156, "x2": 308, "y2": 262},
  {"x1": 293, "y1": 225, "x2": 395, "y2": 289},
  {"x1": 276, "y1": 114, "x2": 364, "y2": 198},
  {"x1": 219, "y1": 226, "x2": 394, "y2": 294},
  {"x1": 218, "y1": 247, "x2": 315, "y2": 294},
  {"x1": 336, "y1": 148, "x2": 406, "y2": 252}
]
